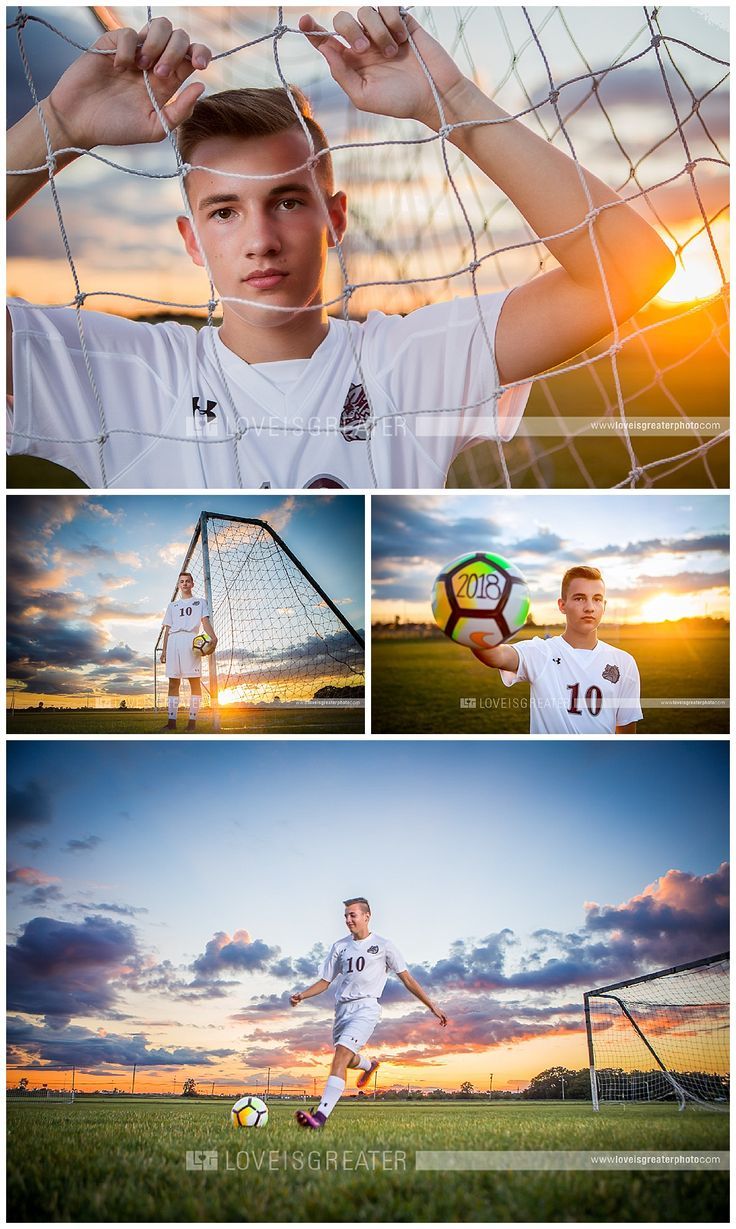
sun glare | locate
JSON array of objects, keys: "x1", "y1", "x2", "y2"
[{"x1": 657, "y1": 221, "x2": 729, "y2": 305}]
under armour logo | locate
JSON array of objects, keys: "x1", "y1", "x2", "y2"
[
  {"x1": 192, "y1": 396, "x2": 218, "y2": 422},
  {"x1": 553, "y1": 657, "x2": 561, "y2": 665}
]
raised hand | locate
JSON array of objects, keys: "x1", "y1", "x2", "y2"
[
  {"x1": 45, "y1": 16, "x2": 212, "y2": 150},
  {"x1": 299, "y1": 7, "x2": 465, "y2": 128}
]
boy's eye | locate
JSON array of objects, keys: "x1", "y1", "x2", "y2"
[
  {"x1": 277, "y1": 198, "x2": 303, "y2": 211},
  {"x1": 211, "y1": 207, "x2": 235, "y2": 220}
]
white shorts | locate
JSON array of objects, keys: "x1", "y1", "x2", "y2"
[
  {"x1": 333, "y1": 1000, "x2": 380, "y2": 1053},
  {"x1": 165, "y1": 634, "x2": 201, "y2": 679}
]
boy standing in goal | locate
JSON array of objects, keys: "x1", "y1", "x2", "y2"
[
  {"x1": 160, "y1": 571, "x2": 217, "y2": 732},
  {"x1": 6, "y1": 9, "x2": 675, "y2": 488},
  {"x1": 472, "y1": 566, "x2": 642, "y2": 734},
  {"x1": 290, "y1": 897, "x2": 447, "y2": 1128}
]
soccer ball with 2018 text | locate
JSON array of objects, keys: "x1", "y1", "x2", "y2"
[
  {"x1": 230, "y1": 1095, "x2": 269, "y2": 1128},
  {"x1": 431, "y1": 552, "x2": 530, "y2": 649}
]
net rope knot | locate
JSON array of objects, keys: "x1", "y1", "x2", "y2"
[
  {"x1": 438, "y1": 124, "x2": 453, "y2": 139},
  {"x1": 548, "y1": 88, "x2": 560, "y2": 104},
  {"x1": 650, "y1": 33, "x2": 662, "y2": 49},
  {"x1": 45, "y1": 153, "x2": 57, "y2": 174},
  {"x1": 73, "y1": 292, "x2": 87, "y2": 307}
]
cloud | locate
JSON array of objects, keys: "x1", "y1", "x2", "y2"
[
  {"x1": 191, "y1": 930, "x2": 280, "y2": 978},
  {"x1": 7, "y1": 914, "x2": 142, "y2": 1026},
  {"x1": 7, "y1": 781, "x2": 53, "y2": 833},
  {"x1": 7, "y1": 866, "x2": 64, "y2": 907},
  {"x1": 64, "y1": 836, "x2": 102, "y2": 854},
  {"x1": 7, "y1": 1017, "x2": 236, "y2": 1069}
]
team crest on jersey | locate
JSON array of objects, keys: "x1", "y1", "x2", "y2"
[
  {"x1": 340, "y1": 383, "x2": 370, "y2": 441},
  {"x1": 602, "y1": 664, "x2": 620, "y2": 683},
  {"x1": 367, "y1": 945, "x2": 379, "y2": 954}
]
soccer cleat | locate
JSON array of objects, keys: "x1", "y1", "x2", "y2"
[
  {"x1": 186, "y1": 720, "x2": 197, "y2": 732},
  {"x1": 356, "y1": 1060, "x2": 380, "y2": 1089},
  {"x1": 295, "y1": 1108, "x2": 326, "y2": 1130},
  {"x1": 162, "y1": 720, "x2": 177, "y2": 732}
]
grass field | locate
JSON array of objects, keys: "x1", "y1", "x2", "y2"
[
  {"x1": 371, "y1": 633, "x2": 729, "y2": 734},
  {"x1": 7, "y1": 1099, "x2": 728, "y2": 1222},
  {"x1": 6, "y1": 706, "x2": 365, "y2": 736}
]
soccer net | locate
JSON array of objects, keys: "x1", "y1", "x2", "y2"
[
  {"x1": 584, "y1": 952, "x2": 730, "y2": 1111},
  {"x1": 7, "y1": 5, "x2": 729, "y2": 488},
  {"x1": 154, "y1": 512, "x2": 365, "y2": 722}
]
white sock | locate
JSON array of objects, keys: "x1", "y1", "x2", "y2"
[
  {"x1": 189, "y1": 694, "x2": 201, "y2": 721},
  {"x1": 167, "y1": 697, "x2": 179, "y2": 721},
  {"x1": 318, "y1": 1075, "x2": 345, "y2": 1120},
  {"x1": 355, "y1": 1054, "x2": 372, "y2": 1072}
]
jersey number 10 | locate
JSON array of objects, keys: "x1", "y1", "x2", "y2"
[
  {"x1": 345, "y1": 956, "x2": 366, "y2": 973},
  {"x1": 567, "y1": 683, "x2": 603, "y2": 717}
]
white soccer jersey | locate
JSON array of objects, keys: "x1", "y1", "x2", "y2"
[
  {"x1": 163, "y1": 596, "x2": 209, "y2": 635},
  {"x1": 500, "y1": 635, "x2": 643, "y2": 734},
  {"x1": 320, "y1": 933, "x2": 407, "y2": 1003},
  {"x1": 7, "y1": 293, "x2": 530, "y2": 489}
]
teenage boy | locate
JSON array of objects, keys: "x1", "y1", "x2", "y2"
[
  {"x1": 473, "y1": 566, "x2": 642, "y2": 734},
  {"x1": 7, "y1": 10, "x2": 674, "y2": 487}
]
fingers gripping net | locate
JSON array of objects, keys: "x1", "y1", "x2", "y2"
[
  {"x1": 154, "y1": 514, "x2": 364, "y2": 710},
  {"x1": 584, "y1": 953, "x2": 730, "y2": 1111},
  {"x1": 8, "y1": 6, "x2": 730, "y2": 488}
]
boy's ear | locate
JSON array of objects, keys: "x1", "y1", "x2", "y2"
[
  {"x1": 326, "y1": 191, "x2": 348, "y2": 249},
  {"x1": 177, "y1": 215, "x2": 205, "y2": 268}
]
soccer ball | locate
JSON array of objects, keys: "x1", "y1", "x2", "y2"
[
  {"x1": 192, "y1": 632, "x2": 214, "y2": 656},
  {"x1": 431, "y1": 552, "x2": 530, "y2": 649},
  {"x1": 230, "y1": 1095, "x2": 269, "y2": 1128}
]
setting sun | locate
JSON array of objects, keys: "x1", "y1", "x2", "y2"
[{"x1": 657, "y1": 219, "x2": 729, "y2": 305}]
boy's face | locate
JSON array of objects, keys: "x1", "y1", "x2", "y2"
[
  {"x1": 177, "y1": 128, "x2": 347, "y2": 332},
  {"x1": 558, "y1": 577, "x2": 606, "y2": 633},
  {"x1": 178, "y1": 573, "x2": 194, "y2": 596},
  {"x1": 344, "y1": 904, "x2": 370, "y2": 934}
]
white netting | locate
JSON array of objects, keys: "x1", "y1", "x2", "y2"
[
  {"x1": 154, "y1": 514, "x2": 365, "y2": 707},
  {"x1": 7, "y1": 5, "x2": 730, "y2": 488},
  {"x1": 585, "y1": 953, "x2": 730, "y2": 1110}
]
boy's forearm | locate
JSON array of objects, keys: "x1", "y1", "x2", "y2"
[
  {"x1": 7, "y1": 101, "x2": 82, "y2": 219},
  {"x1": 429, "y1": 78, "x2": 672, "y2": 299},
  {"x1": 300, "y1": 979, "x2": 329, "y2": 1000}
]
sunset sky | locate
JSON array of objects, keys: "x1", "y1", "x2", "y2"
[
  {"x1": 372, "y1": 492, "x2": 729, "y2": 626},
  {"x1": 7, "y1": 494, "x2": 365, "y2": 708},
  {"x1": 7, "y1": 740, "x2": 729, "y2": 1094},
  {"x1": 7, "y1": 6, "x2": 729, "y2": 314}
]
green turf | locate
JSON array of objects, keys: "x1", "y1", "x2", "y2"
[
  {"x1": 6, "y1": 707, "x2": 365, "y2": 735},
  {"x1": 371, "y1": 634, "x2": 729, "y2": 734},
  {"x1": 7, "y1": 1100, "x2": 728, "y2": 1222}
]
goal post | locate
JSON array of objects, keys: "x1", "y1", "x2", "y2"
[
  {"x1": 154, "y1": 513, "x2": 365, "y2": 725},
  {"x1": 584, "y1": 952, "x2": 729, "y2": 1112}
]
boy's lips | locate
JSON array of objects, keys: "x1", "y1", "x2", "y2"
[{"x1": 243, "y1": 269, "x2": 288, "y2": 290}]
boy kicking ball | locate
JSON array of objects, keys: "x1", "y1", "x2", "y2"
[
  {"x1": 160, "y1": 571, "x2": 217, "y2": 732},
  {"x1": 290, "y1": 897, "x2": 447, "y2": 1128}
]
